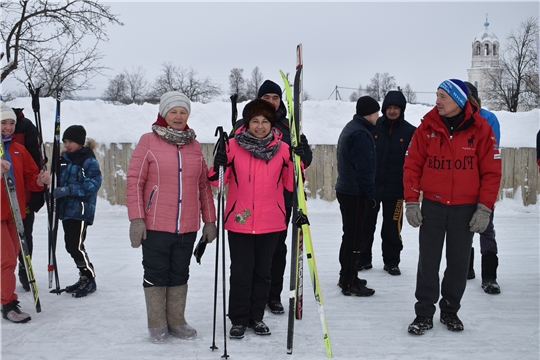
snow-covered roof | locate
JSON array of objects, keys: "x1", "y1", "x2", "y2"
[{"x1": 474, "y1": 20, "x2": 499, "y2": 43}]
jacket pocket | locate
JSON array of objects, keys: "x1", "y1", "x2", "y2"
[{"x1": 145, "y1": 185, "x2": 158, "y2": 213}]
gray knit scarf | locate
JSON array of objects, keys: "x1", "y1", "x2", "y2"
[
  {"x1": 235, "y1": 128, "x2": 281, "y2": 161},
  {"x1": 152, "y1": 125, "x2": 196, "y2": 146}
]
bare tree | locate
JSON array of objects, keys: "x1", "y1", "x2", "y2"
[
  {"x1": 123, "y1": 67, "x2": 149, "y2": 105},
  {"x1": 402, "y1": 84, "x2": 418, "y2": 104},
  {"x1": 367, "y1": 73, "x2": 396, "y2": 101},
  {"x1": 349, "y1": 83, "x2": 364, "y2": 102},
  {"x1": 229, "y1": 68, "x2": 247, "y2": 101},
  {"x1": 246, "y1": 67, "x2": 264, "y2": 100},
  {"x1": 103, "y1": 73, "x2": 128, "y2": 104},
  {"x1": 482, "y1": 17, "x2": 539, "y2": 112},
  {"x1": 152, "y1": 62, "x2": 221, "y2": 103},
  {"x1": 1, "y1": 0, "x2": 123, "y2": 94}
]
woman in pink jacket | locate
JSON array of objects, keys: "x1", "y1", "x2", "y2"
[
  {"x1": 209, "y1": 98, "x2": 293, "y2": 339},
  {"x1": 126, "y1": 91, "x2": 217, "y2": 344}
]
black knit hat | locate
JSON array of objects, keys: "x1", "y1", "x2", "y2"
[
  {"x1": 356, "y1": 96, "x2": 381, "y2": 116},
  {"x1": 257, "y1": 80, "x2": 282, "y2": 99},
  {"x1": 62, "y1": 125, "x2": 86, "y2": 145},
  {"x1": 242, "y1": 98, "x2": 277, "y2": 128},
  {"x1": 382, "y1": 90, "x2": 407, "y2": 114}
]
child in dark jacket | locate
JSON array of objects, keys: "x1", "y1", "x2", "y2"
[{"x1": 54, "y1": 125, "x2": 102, "y2": 298}]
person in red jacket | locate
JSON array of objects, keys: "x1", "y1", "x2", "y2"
[
  {"x1": 0, "y1": 102, "x2": 50, "y2": 323},
  {"x1": 403, "y1": 79, "x2": 501, "y2": 335},
  {"x1": 210, "y1": 98, "x2": 293, "y2": 339}
]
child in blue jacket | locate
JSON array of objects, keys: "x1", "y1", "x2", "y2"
[{"x1": 54, "y1": 125, "x2": 102, "y2": 297}]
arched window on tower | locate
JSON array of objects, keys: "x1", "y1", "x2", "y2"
[
  {"x1": 493, "y1": 44, "x2": 498, "y2": 56},
  {"x1": 484, "y1": 43, "x2": 490, "y2": 55},
  {"x1": 476, "y1": 44, "x2": 481, "y2": 56},
  {"x1": 474, "y1": 81, "x2": 478, "y2": 88}
]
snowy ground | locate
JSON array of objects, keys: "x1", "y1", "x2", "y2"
[{"x1": 1, "y1": 196, "x2": 539, "y2": 360}]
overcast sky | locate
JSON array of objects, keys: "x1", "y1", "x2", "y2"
[{"x1": 4, "y1": 1, "x2": 540, "y2": 104}]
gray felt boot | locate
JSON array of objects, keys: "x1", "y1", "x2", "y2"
[
  {"x1": 144, "y1": 286, "x2": 168, "y2": 343},
  {"x1": 167, "y1": 284, "x2": 197, "y2": 339}
]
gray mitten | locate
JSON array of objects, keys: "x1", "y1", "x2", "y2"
[
  {"x1": 129, "y1": 218, "x2": 147, "y2": 248},
  {"x1": 405, "y1": 202, "x2": 422, "y2": 228},
  {"x1": 202, "y1": 222, "x2": 217, "y2": 243},
  {"x1": 469, "y1": 203, "x2": 492, "y2": 233}
]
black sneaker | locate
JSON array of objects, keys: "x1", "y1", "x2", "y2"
[
  {"x1": 481, "y1": 279, "x2": 501, "y2": 294},
  {"x1": 65, "y1": 277, "x2": 83, "y2": 293},
  {"x1": 229, "y1": 325, "x2": 246, "y2": 339},
  {"x1": 383, "y1": 264, "x2": 401, "y2": 276},
  {"x1": 267, "y1": 300, "x2": 284, "y2": 314},
  {"x1": 1, "y1": 300, "x2": 31, "y2": 323},
  {"x1": 341, "y1": 278, "x2": 375, "y2": 297},
  {"x1": 407, "y1": 316, "x2": 433, "y2": 335},
  {"x1": 467, "y1": 268, "x2": 476, "y2": 280},
  {"x1": 18, "y1": 265, "x2": 30, "y2": 292},
  {"x1": 440, "y1": 311, "x2": 464, "y2": 331},
  {"x1": 355, "y1": 261, "x2": 373, "y2": 271},
  {"x1": 71, "y1": 276, "x2": 97, "y2": 298},
  {"x1": 249, "y1": 319, "x2": 271, "y2": 335},
  {"x1": 337, "y1": 277, "x2": 367, "y2": 288}
]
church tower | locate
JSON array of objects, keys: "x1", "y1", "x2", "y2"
[{"x1": 467, "y1": 15, "x2": 502, "y2": 101}]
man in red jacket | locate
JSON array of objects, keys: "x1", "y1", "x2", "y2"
[{"x1": 403, "y1": 79, "x2": 501, "y2": 335}]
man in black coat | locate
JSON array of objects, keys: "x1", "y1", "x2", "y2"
[
  {"x1": 359, "y1": 91, "x2": 416, "y2": 276},
  {"x1": 11, "y1": 107, "x2": 46, "y2": 291},
  {"x1": 234, "y1": 80, "x2": 312, "y2": 314}
]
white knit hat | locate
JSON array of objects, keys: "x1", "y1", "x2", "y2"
[
  {"x1": 159, "y1": 91, "x2": 191, "y2": 118},
  {"x1": 0, "y1": 102, "x2": 16, "y2": 123}
]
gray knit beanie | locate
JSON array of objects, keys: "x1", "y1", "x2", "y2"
[{"x1": 159, "y1": 91, "x2": 191, "y2": 118}]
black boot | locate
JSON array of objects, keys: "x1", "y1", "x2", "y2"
[
  {"x1": 467, "y1": 247, "x2": 475, "y2": 280},
  {"x1": 18, "y1": 264, "x2": 30, "y2": 292},
  {"x1": 481, "y1": 253, "x2": 500, "y2": 294}
]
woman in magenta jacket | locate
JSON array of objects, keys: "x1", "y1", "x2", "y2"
[
  {"x1": 209, "y1": 98, "x2": 293, "y2": 339},
  {"x1": 127, "y1": 91, "x2": 217, "y2": 344}
]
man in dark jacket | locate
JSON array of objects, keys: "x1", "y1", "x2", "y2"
[
  {"x1": 11, "y1": 107, "x2": 46, "y2": 292},
  {"x1": 360, "y1": 91, "x2": 416, "y2": 276},
  {"x1": 335, "y1": 96, "x2": 380, "y2": 297},
  {"x1": 234, "y1": 80, "x2": 313, "y2": 314}
]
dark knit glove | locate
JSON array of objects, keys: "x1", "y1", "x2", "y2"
[
  {"x1": 405, "y1": 202, "x2": 422, "y2": 228},
  {"x1": 213, "y1": 150, "x2": 227, "y2": 169},
  {"x1": 469, "y1": 203, "x2": 492, "y2": 233},
  {"x1": 201, "y1": 222, "x2": 217, "y2": 243},
  {"x1": 53, "y1": 186, "x2": 70, "y2": 198}
]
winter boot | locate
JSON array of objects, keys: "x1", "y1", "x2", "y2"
[
  {"x1": 166, "y1": 284, "x2": 197, "y2": 339},
  {"x1": 144, "y1": 286, "x2": 168, "y2": 343},
  {"x1": 467, "y1": 247, "x2": 475, "y2": 279},
  {"x1": 407, "y1": 316, "x2": 433, "y2": 335},
  {"x1": 71, "y1": 276, "x2": 97, "y2": 298},
  {"x1": 229, "y1": 324, "x2": 246, "y2": 339},
  {"x1": 18, "y1": 264, "x2": 30, "y2": 292},
  {"x1": 481, "y1": 253, "x2": 501, "y2": 294},
  {"x1": 267, "y1": 300, "x2": 284, "y2": 314},
  {"x1": 2, "y1": 300, "x2": 31, "y2": 323},
  {"x1": 341, "y1": 277, "x2": 375, "y2": 297},
  {"x1": 383, "y1": 263, "x2": 401, "y2": 276},
  {"x1": 65, "y1": 274, "x2": 83, "y2": 293},
  {"x1": 249, "y1": 319, "x2": 271, "y2": 335},
  {"x1": 440, "y1": 311, "x2": 464, "y2": 331}
]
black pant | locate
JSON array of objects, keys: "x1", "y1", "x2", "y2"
[
  {"x1": 18, "y1": 204, "x2": 35, "y2": 266},
  {"x1": 227, "y1": 231, "x2": 279, "y2": 326},
  {"x1": 362, "y1": 199, "x2": 404, "y2": 266},
  {"x1": 414, "y1": 199, "x2": 475, "y2": 317},
  {"x1": 62, "y1": 219, "x2": 95, "y2": 278},
  {"x1": 337, "y1": 192, "x2": 368, "y2": 286},
  {"x1": 268, "y1": 207, "x2": 292, "y2": 303},
  {"x1": 142, "y1": 230, "x2": 196, "y2": 287}
]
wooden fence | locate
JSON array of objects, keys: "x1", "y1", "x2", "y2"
[{"x1": 45, "y1": 143, "x2": 539, "y2": 207}]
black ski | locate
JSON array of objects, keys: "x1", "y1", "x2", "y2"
[
  {"x1": 48, "y1": 89, "x2": 62, "y2": 293},
  {"x1": 0, "y1": 142, "x2": 41, "y2": 312}
]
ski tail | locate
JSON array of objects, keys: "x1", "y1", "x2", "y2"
[{"x1": 0, "y1": 142, "x2": 42, "y2": 312}]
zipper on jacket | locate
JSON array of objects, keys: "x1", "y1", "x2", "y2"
[
  {"x1": 176, "y1": 148, "x2": 182, "y2": 234},
  {"x1": 145, "y1": 185, "x2": 158, "y2": 213}
]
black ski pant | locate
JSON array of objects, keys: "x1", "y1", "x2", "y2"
[
  {"x1": 414, "y1": 199, "x2": 475, "y2": 317},
  {"x1": 142, "y1": 230, "x2": 196, "y2": 287},
  {"x1": 62, "y1": 219, "x2": 95, "y2": 279},
  {"x1": 361, "y1": 199, "x2": 404, "y2": 266},
  {"x1": 268, "y1": 206, "x2": 292, "y2": 303},
  {"x1": 18, "y1": 204, "x2": 35, "y2": 267},
  {"x1": 337, "y1": 192, "x2": 368, "y2": 286},
  {"x1": 227, "y1": 231, "x2": 279, "y2": 326}
]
